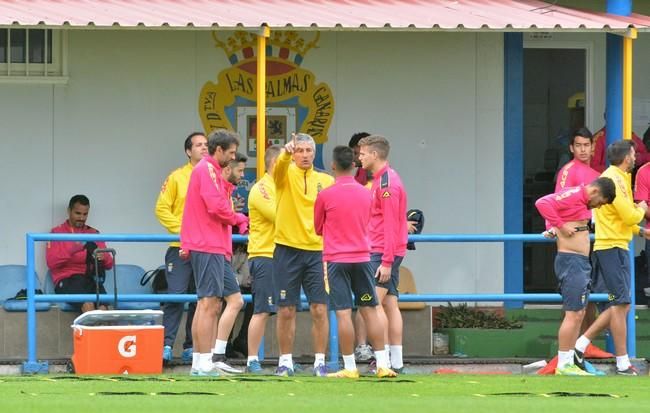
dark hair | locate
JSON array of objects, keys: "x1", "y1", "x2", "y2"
[
  {"x1": 349, "y1": 132, "x2": 371, "y2": 148},
  {"x1": 592, "y1": 177, "x2": 616, "y2": 203},
  {"x1": 606, "y1": 139, "x2": 634, "y2": 166},
  {"x1": 265, "y1": 145, "x2": 282, "y2": 170},
  {"x1": 358, "y1": 135, "x2": 390, "y2": 159},
  {"x1": 207, "y1": 129, "x2": 240, "y2": 156},
  {"x1": 228, "y1": 152, "x2": 248, "y2": 168},
  {"x1": 68, "y1": 194, "x2": 90, "y2": 209},
  {"x1": 184, "y1": 132, "x2": 206, "y2": 152},
  {"x1": 332, "y1": 145, "x2": 355, "y2": 171},
  {"x1": 570, "y1": 127, "x2": 593, "y2": 145}
]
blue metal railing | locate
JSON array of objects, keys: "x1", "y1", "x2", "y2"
[{"x1": 23, "y1": 232, "x2": 630, "y2": 373}]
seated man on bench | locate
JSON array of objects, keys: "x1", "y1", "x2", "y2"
[{"x1": 46, "y1": 194, "x2": 113, "y2": 313}]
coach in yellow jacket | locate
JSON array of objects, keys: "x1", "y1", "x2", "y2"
[
  {"x1": 574, "y1": 139, "x2": 650, "y2": 375},
  {"x1": 272, "y1": 133, "x2": 334, "y2": 377}
]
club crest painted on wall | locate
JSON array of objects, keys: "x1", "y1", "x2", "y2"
[{"x1": 199, "y1": 31, "x2": 335, "y2": 171}]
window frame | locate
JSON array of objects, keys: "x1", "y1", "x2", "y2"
[{"x1": 0, "y1": 28, "x2": 68, "y2": 84}]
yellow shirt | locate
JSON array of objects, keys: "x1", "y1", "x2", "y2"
[
  {"x1": 273, "y1": 152, "x2": 334, "y2": 251},
  {"x1": 155, "y1": 162, "x2": 193, "y2": 247},
  {"x1": 248, "y1": 173, "x2": 276, "y2": 258},
  {"x1": 594, "y1": 165, "x2": 644, "y2": 251}
]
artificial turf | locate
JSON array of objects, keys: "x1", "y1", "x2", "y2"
[{"x1": 1, "y1": 374, "x2": 649, "y2": 413}]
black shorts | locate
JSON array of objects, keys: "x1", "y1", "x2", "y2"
[
  {"x1": 370, "y1": 253, "x2": 404, "y2": 296},
  {"x1": 273, "y1": 244, "x2": 328, "y2": 306},
  {"x1": 249, "y1": 257, "x2": 277, "y2": 314},
  {"x1": 55, "y1": 274, "x2": 107, "y2": 310},
  {"x1": 554, "y1": 252, "x2": 590, "y2": 311},
  {"x1": 223, "y1": 260, "x2": 240, "y2": 298},
  {"x1": 592, "y1": 248, "x2": 631, "y2": 306},
  {"x1": 191, "y1": 251, "x2": 225, "y2": 299},
  {"x1": 326, "y1": 261, "x2": 378, "y2": 310}
]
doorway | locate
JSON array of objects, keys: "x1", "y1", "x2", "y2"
[{"x1": 522, "y1": 47, "x2": 587, "y2": 292}]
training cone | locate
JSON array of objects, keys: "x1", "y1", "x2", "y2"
[
  {"x1": 584, "y1": 343, "x2": 614, "y2": 358},
  {"x1": 537, "y1": 356, "x2": 558, "y2": 375}
]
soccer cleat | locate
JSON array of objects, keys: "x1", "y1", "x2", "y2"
[
  {"x1": 392, "y1": 366, "x2": 407, "y2": 375},
  {"x1": 190, "y1": 368, "x2": 200, "y2": 376},
  {"x1": 196, "y1": 367, "x2": 221, "y2": 377},
  {"x1": 367, "y1": 359, "x2": 377, "y2": 375},
  {"x1": 616, "y1": 366, "x2": 639, "y2": 376},
  {"x1": 313, "y1": 364, "x2": 328, "y2": 377},
  {"x1": 162, "y1": 345, "x2": 173, "y2": 363},
  {"x1": 355, "y1": 344, "x2": 374, "y2": 361},
  {"x1": 246, "y1": 360, "x2": 264, "y2": 374},
  {"x1": 212, "y1": 354, "x2": 243, "y2": 374},
  {"x1": 573, "y1": 348, "x2": 586, "y2": 370},
  {"x1": 275, "y1": 366, "x2": 295, "y2": 377},
  {"x1": 182, "y1": 348, "x2": 193, "y2": 363},
  {"x1": 555, "y1": 364, "x2": 594, "y2": 376},
  {"x1": 376, "y1": 367, "x2": 398, "y2": 378},
  {"x1": 327, "y1": 369, "x2": 360, "y2": 379}
]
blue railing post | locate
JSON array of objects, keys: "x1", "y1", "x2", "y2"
[
  {"x1": 22, "y1": 234, "x2": 48, "y2": 374},
  {"x1": 327, "y1": 310, "x2": 339, "y2": 371}
]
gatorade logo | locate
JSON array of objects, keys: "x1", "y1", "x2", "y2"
[{"x1": 118, "y1": 335, "x2": 137, "y2": 358}]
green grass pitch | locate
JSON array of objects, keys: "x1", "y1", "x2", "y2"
[{"x1": 1, "y1": 374, "x2": 650, "y2": 413}]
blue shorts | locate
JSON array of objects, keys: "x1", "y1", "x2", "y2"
[
  {"x1": 249, "y1": 257, "x2": 277, "y2": 314},
  {"x1": 592, "y1": 248, "x2": 631, "y2": 306},
  {"x1": 370, "y1": 253, "x2": 404, "y2": 297},
  {"x1": 191, "y1": 251, "x2": 224, "y2": 299},
  {"x1": 273, "y1": 244, "x2": 328, "y2": 306},
  {"x1": 223, "y1": 260, "x2": 240, "y2": 298},
  {"x1": 165, "y1": 247, "x2": 195, "y2": 294},
  {"x1": 554, "y1": 252, "x2": 591, "y2": 311},
  {"x1": 326, "y1": 261, "x2": 378, "y2": 310}
]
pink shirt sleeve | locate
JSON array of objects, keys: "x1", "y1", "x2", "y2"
[
  {"x1": 314, "y1": 192, "x2": 326, "y2": 236},
  {"x1": 198, "y1": 167, "x2": 242, "y2": 226},
  {"x1": 635, "y1": 168, "x2": 650, "y2": 202}
]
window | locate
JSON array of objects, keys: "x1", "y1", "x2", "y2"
[{"x1": 0, "y1": 28, "x2": 67, "y2": 83}]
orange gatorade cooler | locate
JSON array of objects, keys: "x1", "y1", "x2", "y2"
[{"x1": 71, "y1": 310, "x2": 164, "y2": 374}]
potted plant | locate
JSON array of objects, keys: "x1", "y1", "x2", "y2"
[{"x1": 434, "y1": 303, "x2": 526, "y2": 357}]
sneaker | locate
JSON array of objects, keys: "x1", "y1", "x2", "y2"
[
  {"x1": 616, "y1": 366, "x2": 639, "y2": 376},
  {"x1": 275, "y1": 365, "x2": 294, "y2": 377},
  {"x1": 313, "y1": 364, "x2": 328, "y2": 377},
  {"x1": 190, "y1": 368, "x2": 200, "y2": 376},
  {"x1": 355, "y1": 344, "x2": 374, "y2": 361},
  {"x1": 293, "y1": 363, "x2": 304, "y2": 374},
  {"x1": 246, "y1": 360, "x2": 264, "y2": 374},
  {"x1": 182, "y1": 348, "x2": 193, "y2": 364},
  {"x1": 327, "y1": 369, "x2": 360, "y2": 378},
  {"x1": 212, "y1": 354, "x2": 243, "y2": 374},
  {"x1": 555, "y1": 364, "x2": 594, "y2": 376},
  {"x1": 644, "y1": 287, "x2": 650, "y2": 297},
  {"x1": 367, "y1": 359, "x2": 377, "y2": 375},
  {"x1": 376, "y1": 367, "x2": 398, "y2": 378},
  {"x1": 163, "y1": 345, "x2": 173, "y2": 363},
  {"x1": 196, "y1": 368, "x2": 221, "y2": 377}
]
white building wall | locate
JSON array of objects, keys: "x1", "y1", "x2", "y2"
[{"x1": 0, "y1": 30, "x2": 505, "y2": 296}]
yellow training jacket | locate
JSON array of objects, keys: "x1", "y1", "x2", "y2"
[
  {"x1": 155, "y1": 162, "x2": 193, "y2": 247},
  {"x1": 248, "y1": 173, "x2": 276, "y2": 258},
  {"x1": 594, "y1": 165, "x2": 644, "y2": 251},
  {"x1": 273, "y1": 152, "x2": 334, "y2": 251}
]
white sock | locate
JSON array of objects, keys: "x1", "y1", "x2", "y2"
[
  {"x1": 385, "y1": 345, "x2": 391, "y2": 367},
  {"x1": 342, "y1": 354, "x2": 356, "y2": 371},
  {"x1": 389, "y1": 345, "x2": 403, "y2": 369},
  {"x1": 557, "y1": 350, "x2": 574, "y2": 369},
  {"x1": 199, "y1": 353, "x2": 213, "y2": 372},
  {"x1": 575, "y1": 335, "x2": 591, "y2": 353},
  {"x1": 279, "y1": 354, "x2": 293, "y2": 369},
  {"x1": 214, "y1": 339, "x2": 228, "y2": 355},
  {"x1": 616, "y1": 354, "x2": 631, "y2": 370},
  {"x1": 191, "y1": 352, "x2": 200, "y2": 370},
  {"x1": 247, "y1": 355, "x2": 259, "y2": 365},
  {"x1": 375, "y1": 350, "x2": 388, "y2": 369},
  {"x1": 314, "y1": 353, "x2": 326, "y2": 367}
]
